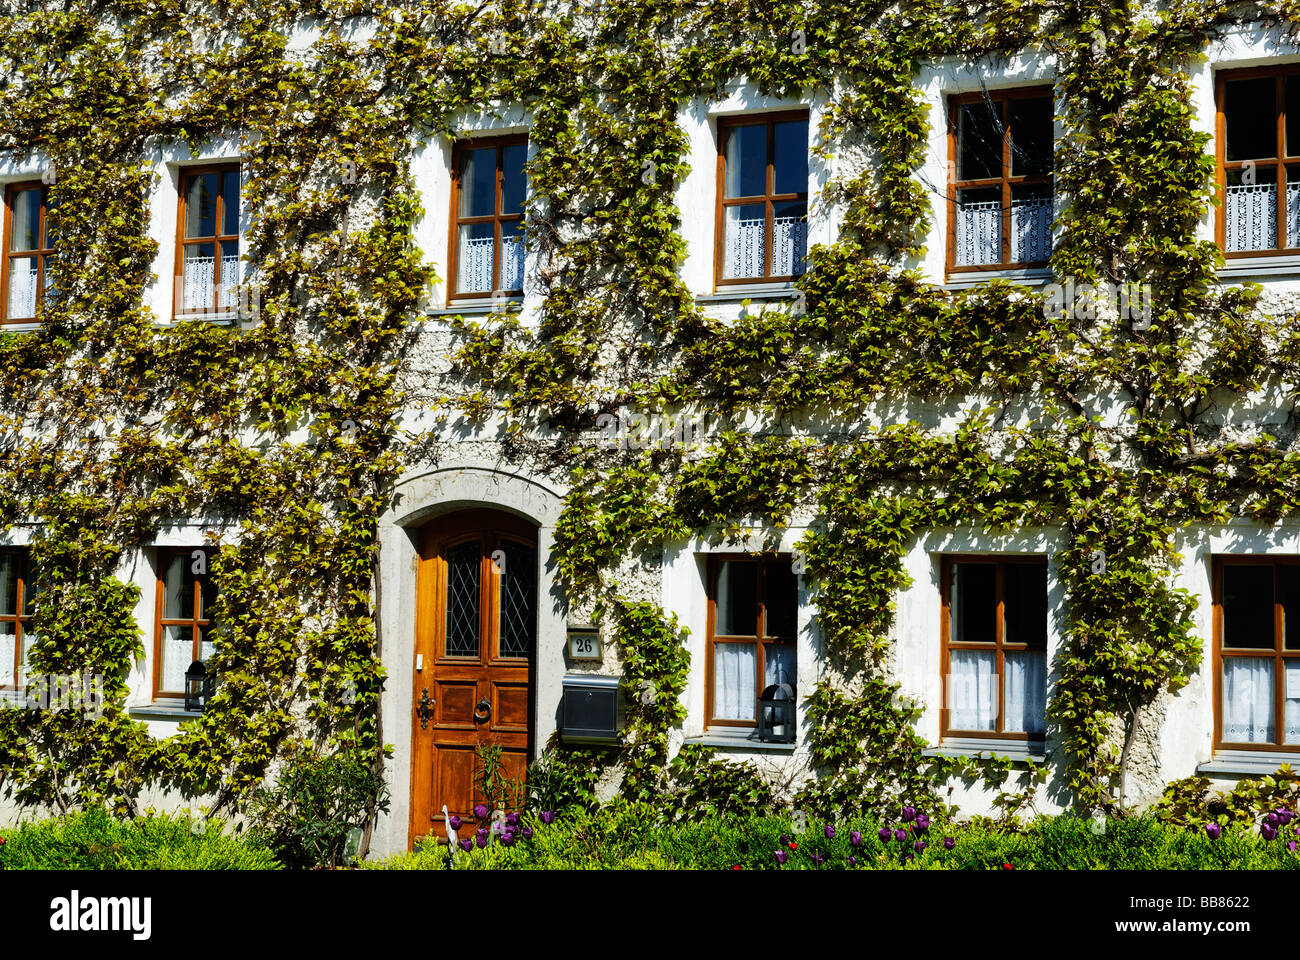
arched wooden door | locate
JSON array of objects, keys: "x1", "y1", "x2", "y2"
[{"x1": 409, "y1": 509, "x2": 537, "y2": 847}]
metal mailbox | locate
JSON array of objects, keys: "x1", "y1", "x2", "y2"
[{"x1": 561, "y1": 674, "x2": 622, "y2": 744}]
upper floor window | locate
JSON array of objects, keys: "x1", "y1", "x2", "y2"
[
  {"x1": 947, "y1": 89, "x2": 1053, "y2": 272},
  {"x1": 175, "y1": 165, "x2": 240, "y2": 317},
  {"x1": 1217, "y1": 66, "x2": 1300, "y2": 256},
  {"x1": 1213, "y1": 558, "x2": 1300, "y2": 751},
  {"x1": 0, "y1": 548, "x2": 34, "y2": 690},
  {"x1": 716, "y1": 112, "x2": 809, "y2": 285},
  {"x1": 2, "y1": 183, "x2": 55, "y2": 322},
  {"x1": 941, "y1": 556, "x2": 1047, "y2": 740},
  {"x1": 706, "y1": 555, "x2": 797, "y2": 729},
  {"x1": 449, "y1": 136, "x2": 527, "y2": 301},
  {"x1": 154, "y1": 547, "x2": 216, "y2": 699}
]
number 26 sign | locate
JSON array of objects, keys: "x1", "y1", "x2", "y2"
[{"x1": 568, "y1": 627, "x2": 601, "y2": 661}]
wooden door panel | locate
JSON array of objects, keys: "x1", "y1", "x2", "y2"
[
  {"x1": 435, "y1": 679, "x2": 479, "y2": 726},
  {"x1": 433, "y1": 743, "x2": 479, "y2": 822},
  {"x1": 492, "y1": 681, "x2": 531, "y2": 731}
]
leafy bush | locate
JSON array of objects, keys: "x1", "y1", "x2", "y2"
[
  {"x1": 0, "y1": 808, "x2": 279, "y2": 870},
  {"x1": 247, "y1": 752, "x2": 389, "y2": 869}
]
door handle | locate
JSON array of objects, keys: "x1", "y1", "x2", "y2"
[
  {"x1": 474, "y1": 697, "x2": 491, "y2": 723},
  {"x1": 417, "y1": 687, "x2": 434, "y2": 729}
]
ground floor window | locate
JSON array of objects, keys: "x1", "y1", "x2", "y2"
[
  {"x1": 1214, "y1": 557, "x2": 1300, "y2": 751},
  {"x1": 0, "y1": 548, "x2": 33, "y2": 690},
  {"x1": 154, "y1": 547, "x2": 217, "y2": 699},
  {"x1": 941, "y1": 555, "x2": 1048, "y2": 740},
  {"x1": 706, "y1": 554, "x2": 797, "y2": 728}
]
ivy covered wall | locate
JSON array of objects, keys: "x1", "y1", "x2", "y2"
[{"x1": 0, "y1": 0, "x2": 1297, "y2": 832}]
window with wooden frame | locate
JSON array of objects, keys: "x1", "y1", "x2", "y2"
[
  {"x1": 0, "y1": 549, "x2": 34, "y2": 691},
  {"x1": 1212, "y1": 557, "x2": 1300, "y2": 751},
  {"x1": 1216, "y1": 65, "x2": 1300, "y2": 256},
  {"x1": 154, "y1": 547, "x2": 217, "y2": 699},
  {"x1": 947, "y1": 88, "x2": 1054, "y2": 273},
  {"x1": 174, "y1": 164, "x2": 240, "y2": 317},
  {"x1": 706, "y1": 555, "x2": 798, "y2": 729},
  {"x1": 448, "y1": 136, "x2": 527, "y2": 302},
  {"x1": 2, "y1": 182, "x2": 56, "y2": 322},
  {"x1": 940, "y1": 556, "x2": 1048, "y2": 740},
  {"x1": 715, "y1": 111, "x2": 809, "y2": 286}
]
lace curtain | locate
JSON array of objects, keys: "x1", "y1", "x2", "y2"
[
  {"x1": 181, "y1": 254, "x2": 240, "y2": 312},
  {"x1": 949, "y1": 648, "x2": 1046, "y2": 735},
  {"x1": 955, "y1": 197, "x2": 1053, "y2": 266},
  {"x1": 7, "y1": 260, "x2": 38, "y2": 318},
  {"x1": 714, "y1": 643, "x2": 756, "y2": 720},
  {"x1": 1222, "y1": 659, "x2": 1300, "y2": 744},
  {"x1": 458, "y1": 236, "x2": 524, "y2": 294},
  {"x1": 722, "y1": 217, "x2": 808, "y2": 279}
]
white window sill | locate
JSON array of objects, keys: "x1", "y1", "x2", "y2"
[
  {"x1": 683, "y1": 728, "x2": 798, "y2": 751},
  {"x1": 924, "y1": 737, "x2": 1047, "y2": 762},
  {"x1": 128, "y1": 701, "x2": 204, "y2": 719},
  {"x1": 1217, "y1": 254, "x2": 1300, "y2": 280},
  {"x1": 0, "y1": 322, "x2": 41, "y2": 334},
  {"x1": 1197, "y1": 750, "x2": 1300, "y2": 776},
  {"x1": 944, "y1": 267, "x2": 1053, "y2": 290},
  {"x1": 427, "y1": 298, "x2": 524, "y2": 317},
  {"x1": 697, "y1": 283, "x2": 799, "y2": 303},
  {"x1": 160, "y1": 313, "x2": 239, "y2": 326}
]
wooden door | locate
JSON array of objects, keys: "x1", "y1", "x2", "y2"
[{"x1": 409, "y1": 509, "x2": 536, "y2": 847}]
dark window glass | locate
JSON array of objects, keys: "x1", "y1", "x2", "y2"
[
  {"x1": 716, "y1": 560, "x2": 757, "y2": 636},
  {"x1": 222, "y1": 170, "x2": 240, "y2": 235},
  {"x1": 764, "y1": 562, "x2": 798, "y2": 640},
  {"x1": 1004, "y1": 563, "x2": 1047, "y2": 647},
  {"x1": 724, "y1": 123, "x2": 768, "y2": 198},
  {"x1": 459, "y1": 147, "x2": 497, "y2": 218},
  {"x1": 498, "y1": 540, "x2": 535, "y2": 659},
  {"x1": 952, "y1": 563, "x2": 997, "y2": 644},
  {"x1": 772, "y1": 120, "x2": 808, "y2": 195},
  {"x1": 445, "y1": 540, "x2": 481, "y2": 657},
  {"x1": 1283, "y1": 565, "x2": 1300, "y2": 650},
  {"x1": 1225, "y1": 77, "x2": 1277, "y2": 161},
  {"x1": 1010, "y1": 97, "x2": 1053, "y2": 178},
  {"x1": 501, "y1": 144, "x2": 527, "y2": 215},
  {"x1": 1222, "y1": 565, "x2": 1275, "y2": 649},
  {"x1": 958, "y1": 101, "x2": 1002, "y2": 181}
]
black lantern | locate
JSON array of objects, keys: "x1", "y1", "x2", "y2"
[
  {"x1": 184, "y1": 659, "x2": 215, "y2": 712},
  {"x1": 757, "y1": 680, "x2": 796, "y2": 743}
]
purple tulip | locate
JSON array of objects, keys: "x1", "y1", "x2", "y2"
[
  {"x1": 915, "y1": 814, "x2": 930, "y2": 833},
  {"x1": 474, "y1": 803, "x2": 488, "y2": 819},
  {"x1": 459, "y1": 838, "x2": 472, "y2": 852},
  {"x1": 849, "y1": 830, "x2": 862, "y2": 847},
  {"x1": 780, "y1": 834, "x2": 789, "y2": 846},
  {"x1": 774, "y1": 849, "x2": 788, "y2": 865},
  {"x1": 475, "y1": 832, "x2": 488, "y2": 849},
  {"x1": 848, "y1": 856, "x2": 857, "y2": 867},
  {"x1": 914, "y1": 839, "x2": 926, "y2": 853},
  {"x1": 1278, "y1": 809, "x2": 1294, "y2": 825},
  {"x1": 1266, "y1": 811, "x2": 1280, "y2": 827},
  {"x1": 448, "y1": 815, "x2": 462, "y2": 831},
  {"x1": 1262, "y1": 823, "x2": 1278, "y2": 841},
  {"x1": 540, "y1": 810, "x2": 556, "y2": 825},
  {"x1": 521, "y1": 825, "x2": 533, "y2": 840},
  {"x1": 500, "y1": 831, "x2": 515, "y2": 847},
  {"x1": 894, "y1": 828, "x2": 907, "y2": 842},
  {"x1": 878, "y1": 827, "x2": 891, "y2": 843},
  {"x1": 824, "y1": 824, "x2": 836, "y2": 839},
  {"x1": 905, "y1": 853, "x2": 914, "y2": 861},
  {"x1": 1289, "y1": 840, "x2": 1298, "y2": 852},
  {"x1": 902, "y1": 806, "x2": 917, "y2": 822},
  {"x1": 943, "y1": 836, "x2": 955, "y2": 850},
  {"x1": 810, "y1": 851, "x2": 824, "y2": 867},
  {"x1": 1205, "y1": 822, "x2": 1221, "y2": 840}
]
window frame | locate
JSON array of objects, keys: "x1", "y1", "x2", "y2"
[
  {"x1": 1214, "y1": 64, "x2": 1300, "y2": 258},
  {"x1": 173, "y1": 163, "x2": 241, "y2": 318},
  {"x1": 713, "y1": 109, "x2": 810, "y2": 288},
  {"x1": 704, "y1": 552, "x2": 797, "y2": 730},
  {"x1": 0, "y1": 547, "x2": 33, "y2": 692},
  {"x1": 945, "y1": 86, "x2": 1055, "y2": 275},
  {"x1": 1212, "y1": 555, "x2": 1300, "y2": 753},
  {"x1": 152, "y1": 546, "x2": 216, "y2": 700},
  {"x1": 939, "y1": 554, "x2": 1048, "y2": 742},
  {"x1": 1, "y1": 181, "x2": 54, "y2": 323},
  {"x1": 446, "y1": 134, "x2": 528, "y2": 303}
]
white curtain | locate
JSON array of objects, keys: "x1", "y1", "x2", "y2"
[
  {"x1": 20, "y1": 630, "x2": 34, "y2": 686},
  {"x1": 0, "y1": 623, "x2": 13, "y2": 687},
  {"x1": 1004, "y1": 649, "x2": 1047, "y2": 736},
  {"x1": 949, "y1": 649, "x2": 997, "y2": 730},
  {"x1": 1010, "y1": 196, "x2": 1052, "y2": 264},
  {"x1": 161, "y1": 624, "x2": 190, "y2": 693},
  {"x1": 723, "y1": 214, "x2": 765, "y2": 279},
  {"x1": 1225, "y1": 183, "x2": 1277, "y2": 252},
  {"x1": 1223, "y1": 658, "x2": 1274, "y2": 743},
  {"x1": 7, "y1": 260, "x2": 37, "y2": 319},
  {"x1": 714, "y1": 643, "x2": 756, "y2": 720},
  {"x1": 1287, "y1": 661, "x2": 1300, "y2": 745},
  {"x1": 955, "y1": 201, "x2": 1001, "y2": 266}
]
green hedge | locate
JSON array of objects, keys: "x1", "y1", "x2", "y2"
[
  {"x1": 368, "y1": 805, "x2": 1300, "y2": 870},
  {"x1": 0, "y1": 808, "x2": 280, "y2": 870}
]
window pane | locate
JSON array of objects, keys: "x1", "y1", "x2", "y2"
[
  {"x1": 501, "y1": 144, "x2": 526, "y2": 216},
  {"x1": 1289, "y1": 77, "x2": 1300, "y2": 158},
  {"x1": 162, "y1": 551, "x2": 197, "y2": 621},
  {"x1": 184, "y1": 173, "x2": 219, "y2": 238},
  {"x1": 160, "y1": 624, "x2": 191, "y2": 692},
  {"x1": 715, "y1": 560, "x2": 757, "y2": 636},
  {"x1": 198, "y1": 557, "x2": 217, "y2": 622},
  {"x1": 181, "y1": 242, "x2": 216, "y2": 312},
  {"x1": 763, "y1": 561, "x2": 797, "y2": 640},
  {"x1": 9, "y1": 189, "x2": 40, "y2": 251},
  {"x1": 724, "y1": 123, "x2": 767, "y2": 198},
  {"x1": 1003, "y1": 649, "x2": 1046, "y2": 735},
  {"x1": 1286, "y1": 660, "x2": 1300, "y2": 744},
  {"x1": 1225, "y1": 77, "x2": 1277, "y2": 162},
  {"x1": 950, "y1": 563, "x2": 996, "y2": 644},
  {"x1": 1003, "y1": 563, "x2": 1047, "y2": 647},
  {"x1": 498, "y1": 540, "x2": 535, "y2": 659},
  {"x1": 221, "y1": 169, "x2": 240, "y2": 235},
  {"x1": 1009, "y1": 97, "x2": 1053, "y2": 178},
  {"x1": 0, "y1": 622, "x2": 13, "y2": 687},
  {"x1": 444, "y1": 540, "x2": 480, "y2": 657},
  {"x1": 948, "y1": 648, "x2": 996, "y2": 730},
  {"x1": 1284, "y1": 566, "x2": 1300, "y2": 649},
  {"x1": 20, "y1": 628, "x2": 35, "y2": 685},
  {"x1": 200, "y1": 625, "x2": 215, "y2": 664},
  {"x1": 954, "y1": 186, "x2": 1003, "y2": 266},
  {"x1": 499, "y1": 222, "x2": 524, "y2": 292},
  {"x1": 1010, "y1": 184, "x2": 1053, "y2": 264},
  {"x1": 958, "y1": 101, "x2": 1002, "y2": 181},
  {"x1": 7, "y1": 255, "x2": 38, "y2": 319},
  {"x1": 714, "y1": 642, "x2": 756, "y2": 720},
  {"x1": 764, "y1": 642, "x2": 795, "y2": 689},
  {"x1": 1223, "y1": 657, "x2": 1275, "y2": 743},
  {"x1": 772, "y1": 200, "x2": 808, "y2": 276},
  {"x1": 1222, "y1": 565, "x2": 1275, "y2": 649},
  {"x1": 772, "y1": 120, "x2": 808, "y2": 195},
  {"x1": 721, "y1": 202, "x2": 767, "y2": 279},
  {"x1": 458, "y1": 147, "x2": 497, "y2": 218},
  {"x1": 0, "y1": 553, "x2": 20, "y2": 617},
  {"x1": 457, "y1": 222, "x2": 496, "y2": 293}
]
